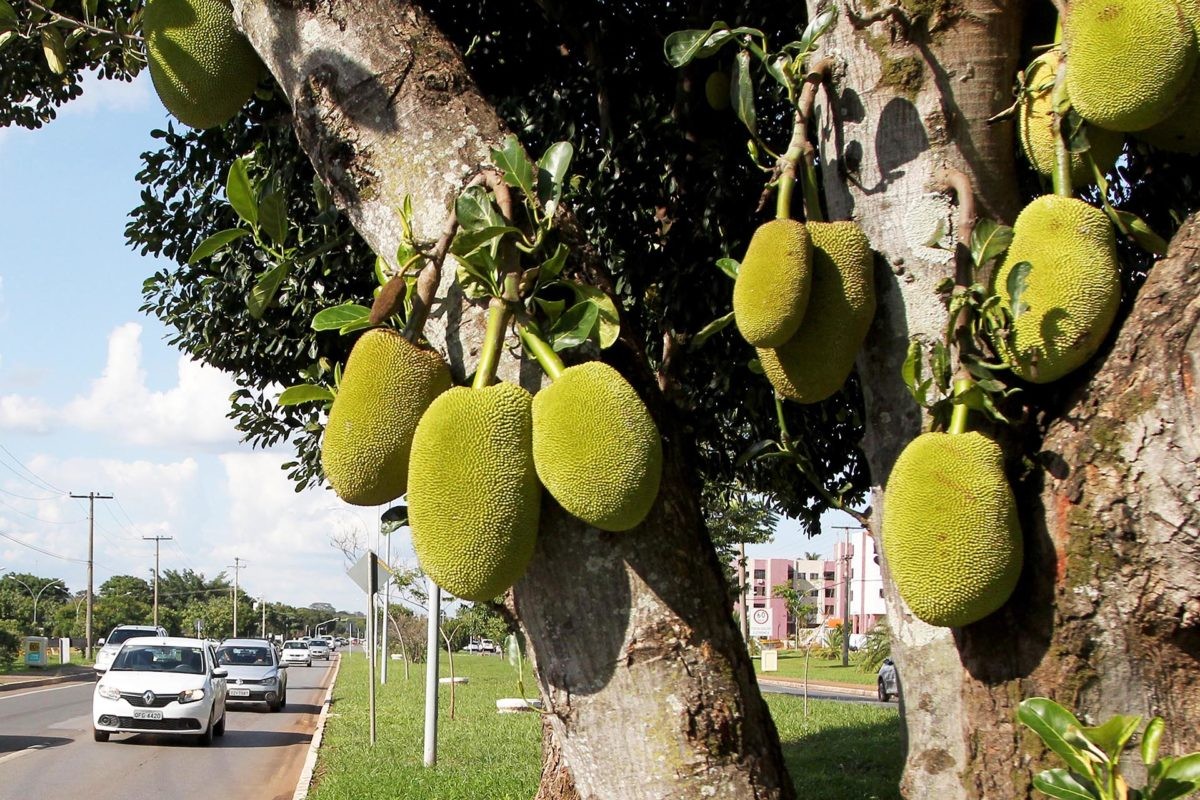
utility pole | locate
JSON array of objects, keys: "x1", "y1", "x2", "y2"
[
  {"x1": 71, "y1": 491, "x2": 112, "y2": 660},
  {"x1": 738, "y1": 542, "x2": 749, "y2": 642},
  {"x1": 260, "y1": 596, "x2": 266, "y2": 638},
  {"x1": 142, "y1": 535, "x2": 173, "y2": 628},
  {"x1": 228, "y1": 557, "x2": 245, "y2": 637},
  {"x1": 833, "y1": 525, "x2": 862, "y2": 667}
]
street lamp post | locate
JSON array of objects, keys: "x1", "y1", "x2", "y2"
[
  {"x1": 315, "y1": 616, "x2": 341, "y2": 636},
  {"x1": 4, "y1": 576, "x2": 65, "y2": 626}
]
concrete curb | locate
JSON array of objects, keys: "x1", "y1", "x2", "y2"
[
  {"x1": 757, "y1": 676, "x2": 877, "y2": 698},
  {"x1": 0, "y1": 670, "x2": 95, "y2": 693},
  {"x1": 292, "y1": 654, "x2": 342, "y2": 800}
]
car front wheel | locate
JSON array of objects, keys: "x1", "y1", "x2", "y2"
[
  {"x1": 877, "y1": 681, "x2": 891, "y2": 702},
  {"x1": 214, "y1": 709, "x2": 226, "y2": 737},
  {"x1": 197, "y1": 714, "x2": 215, "y2": 747},
  {"x1": 93, "y1": 728, "x2": 109, "y2": 742}
]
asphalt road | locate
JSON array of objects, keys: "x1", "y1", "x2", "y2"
[
  {"x1": 0, "y1": 657, "x2": 337, "y2": 800},
  {"x1": 758, "y1": 679, "x2": 894, "y2": 709}
]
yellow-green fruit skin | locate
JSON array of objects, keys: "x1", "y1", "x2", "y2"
[
  {"x1": 143, "y1": 0, "x2": 264, "y2": 129},
  {"x1": 532, "y1": 362, "x2": 662, "y2": 532},
  {"x1": 1065, "y1": 0, "x2": 1196, "y2": 132},
  {"x1": 408, "y1": 383, "x2": 540, "y2": 602},
  {"x1": 757, "y1": 221, "x2": 875, "y2": 403},
  {"x1": 1018, "y1": 51, "x2": 1124, "y2": 185},
  {"x1": 992, "y1": 196, "x2": 1120, "y2": 384},
  {"x1": 882, "y1": 432, "x2": 1023, "y2": 628},
  {"x1": 733, "y1": 219, "x2": 813, "y2": 348},
  {"x1": 1138, "y1": 0, "x2": 1200, "y2": 153},
  {"x1": 320, "y1": 329, "x2": 452, "y2": 507}
]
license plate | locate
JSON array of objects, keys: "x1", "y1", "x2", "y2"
[
  {"x1": 228, "y1": 688, "x2": 251, "y2": 697},
  {"x1": 132, "y1": 709, "x2": 163, "y2": 720}
]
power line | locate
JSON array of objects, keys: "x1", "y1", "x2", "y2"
[
  {"x1": 0, "y1": 530, "x2": 88, "y2": 563},
  {"x1": 0, "y1": 486, "x2": 62, "y2": 502},
  {"x1": 0, "y1": 444, "x2": 66, "y2": 494},
  {"x1": 0, "y1": 497, "x2": 87, "y2": 525}
]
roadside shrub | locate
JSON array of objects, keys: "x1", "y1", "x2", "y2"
[
  {"x1": 858, "y1": 621, "x2": 892, "y2": 673},
  {"x1": 0, "y1": 619, "x2": 22, "y2": 669}
]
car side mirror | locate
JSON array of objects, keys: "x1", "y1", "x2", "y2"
[
  {"x1": 277, "y1": 663, "x2": 288, "y2": 669},
  {"x1": 97, "y1": 638, "x2": 105, "y2": 647},
  {"x1": 212, "y1": 668, "x2": 228, "y2": 678}
]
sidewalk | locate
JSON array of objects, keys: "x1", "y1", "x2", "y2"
[
  {"x1": 756, "y1": 673, "x2": 877, "y2": 698},
  {"x1": 0, "y1": 663, "x2": 95, "y2": 692}
]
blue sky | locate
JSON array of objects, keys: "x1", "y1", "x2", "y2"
[{"x1": 0, "y1": 72, "x2": 859, "y2": 619}]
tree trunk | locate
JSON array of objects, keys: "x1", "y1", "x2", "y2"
[
  {"x1": 234, "y1": 2, "x2": 794, "y2": 796},
  {"x1": 807, "y1": 1, "x2": 1200, "y2": 796}
]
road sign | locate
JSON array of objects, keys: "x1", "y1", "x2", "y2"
[
  {"x1": 347, "y1": 551, "x2": 390, "y2": 595},
  {"x1": 749, "y1": 607, "x2": 772, "y2": 638}
]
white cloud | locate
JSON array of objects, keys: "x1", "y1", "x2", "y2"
[
  {"x1": 59, "y1": 70, "x2": 154, "y2": 119},
  {"x1": 0, "y1": 393, "x2": 55, "y2": 433},
  {"x1": 64, "y1": 322, "x2": 242, "y2": 448}
]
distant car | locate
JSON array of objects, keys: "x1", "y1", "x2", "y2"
[
  {"x1": 462, "y1": 638, "x2": 501, "y2": 654},
  {"x1": 877, "y1": 658, "x2": 899, "y2": 702},
  {"x1": 92, "y1": 636, "x2": 228, "y2": 745},
  {"x1": 215, "y1": 638, "x2": 288, "y2": 712},
  {"x1": 307, "y1": 639, "x2": 331, "y2": 660},
  {"x1": 94, "y1": 624, "x2": 169, "y2": 674},
  {"x1": 318, "y1": 634, "x2": 337, "y2": 651},
  {"x1": 281, "y1": 639, "x2": 311, "y2": 667}
]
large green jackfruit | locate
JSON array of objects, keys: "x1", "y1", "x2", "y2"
[
  {"x1": 991, "y1": 196, "x2": 1120, "y2": 384},
  {"x1": 1018, "y1": 51, "x2": 1124, "y2": 186},
  {"x1": 1065, "y1": 0, "x2": 1196, "y2": 132},
  {"x1": 321, "y1": 329, "x2": 452, "y2": 506},
  {"x1": 143, "y1": 0, "x2": 264, "y2": 130},
  {"x1": 882, "y1": 432, "x2": 1023, "y2": 628},
  {"x1": 757, "y1": 221, "x2": 875, "y2": 403},
  {"x1": 733, "y1": 219, "x2": 813, "y2": 348},
  {"x1": 532, "y1": 362, "x2": 662, "y2": 532},
  {"x1": 408, "y1": 382, "x2": 540, "y2": 602},
  {"x1": 1138, "y1": 0, "x2": 1200, "y2": 153}
]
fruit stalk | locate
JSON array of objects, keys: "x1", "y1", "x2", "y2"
[
  {"x1": 517, "y1": 324, "x2": 566, "y2": 381},
  {"x1": 1050, "y1": 58, "x2": 1073, "y2": 198},
  {"x1": 949, "y1": 378, "x2": 974, "y2": 435},
  {"x1": 473, "y1": 296, "x2": 511, "y2": 389}
]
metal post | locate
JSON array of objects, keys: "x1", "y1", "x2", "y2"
[
  {"x1": 381, "y1": 532, "x2": 390, "y2": 684},
  {"x1": 70, "y1": 492, "x2": 112, "y2": 659},
  {"x1": 423, "y1": 577, "x2": 440, "y2": 767},
  {"x1": 368, "y1": 553, "x2": 378, "y2": 745}
]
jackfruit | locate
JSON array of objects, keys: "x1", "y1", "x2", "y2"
[
  {"x1": 757, "y1": 221, "x2": 875, "y2": 403},
  {"x1": 532, "y1": 362, "x2": 662, "y2": 532},
  {"x1": 143, "y1": 0, "x2": 265, "y2": 130},
  {"x1": 407, "y1": 382, "x2": 540, "y2": 602},
  {"x1": 321, "y1": 329, "x2": 452, "y2": 506},
  {"x1": 1064, "y1": 0, "x2": 1196, "y2": 132},
  {"x1": 882, "y1": 431, "x2": 1023, "y2": 628},
  {"x1": 1018, "y1": 51, "x2": 1124, "y2": 186},
  {"x1": 733, "y1": 219, "x2": 813, "y2": 348},
  {"x1": 991, "y1": 195, "x2": 1120, "y2": 384},
  {"x1": 1138, "y1": 0, "x2": 1200, "y2": 153}
]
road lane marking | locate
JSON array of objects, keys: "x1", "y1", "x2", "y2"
[
  {"x1": 0, "y1": 744, "x2": 47, "y2": 766},
  {"x1": 0, "y1": 682, "x2": 93, "y2": 701},
  {"x1": 48, "y1": 714, "x2": 91, "y2": 730}
]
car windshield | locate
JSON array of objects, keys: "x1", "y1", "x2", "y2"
[
  {"x1": 111, "y1": 644, "x2": 206, "y2": 674},
  {"x1": 106, "y1": 628, "x2": 156, "y2": 646},
  {"x1": 216, "y1": 646, "x2": 272, "y2": 666},
  {"x1": 283, "y1": 641, "x2": 307, "y2": 649}
]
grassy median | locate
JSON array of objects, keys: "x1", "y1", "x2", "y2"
[
  {"x1": 309, "y1": 652, "x2": 900, "y2": 800},
  {"x1": 753, "y1": 650, "x2": 879, "y2": 686}
]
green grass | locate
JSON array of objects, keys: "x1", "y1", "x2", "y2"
[
  {"x1": 754, "y1": 650, "x2": 879, "y2": 686},
  {"x1": 311, "y1": 652, "x2": 902, "y2": 799}
]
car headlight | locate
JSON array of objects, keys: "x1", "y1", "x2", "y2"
[
  {"x1": 97, "y1": 684, "x2": 121, "y2": 700},
  {"x1": 260, "y1": 676, "x2": 277, "y2": 686},
  {"x1": 177, "y1": 688, "x2": 205, "y2": 704}
]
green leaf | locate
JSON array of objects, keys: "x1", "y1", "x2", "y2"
[
  {"x1": 0, "y1": 1, "x2": 16, "y2": 23},
  {"x1": 536, "y1": 141, "x2": 574, "y2": 217},
  {"x1": 454, "y1": 261, "x2": 496, "y2": 301},
  {"x1": 1158, "y1": 753, "x2": 1200, "y2": 789},
  {"x1": 716, "y1": 257, "x2": 739, "y2": 279},
  {"x1": 691, "y1": 311, "x2": 735, "y2": 350},
  {"x1": 731, "y1": 49, "x2": 757, "y2": 136},
  {"x1": 563, "y1": 280, "x2": 620, "y2": 349},
  {"x1": 278, "y1": 384, "x2": 335, "y2": 406},
  {"x1": 1062, "y1": 108, "x2": 1092, "y2": 155},
  {"x1": 0, "y1": 31, "x2": 17, "y2": 54},
  {"x1": 538, "y1": 243, "x2": 569, "y2": 283},
  {"x1": 1007, "y1": 260, "x2": 1033, "y2": 319},
  {"x1": 311, "y1": 303, "x2": 372, "y2": 331},
  {"x1": 736, "y1": 439, "x2": 780, "y2": 467},
  {"x1": 226, "y1": 158, "x2": 259, "y2": 229},
  {"x1": 313, "y1": 174, "x2": 332, "y2": 213},
  {"x1": 971, "y1": 219, "x2": 1014, "y2": 268},
  {"x1": 901, "y1": 339, "x2": 926, "y2": 405},
  {"x1": 188, "y1": 228, "x2": 250, "y2": 264},
  {"x1": 534, "y1": 297, "x2": 566, "y2": 323},
  {"x1": 491, "y1": 134, "x2": 536, "y2": 198},
  {"x1": 1080, "y1": 715, "x2": 1142, "y2": 761},
  {"x1": 1031, "y1": 769, "x2": 1100, "y2": 800},
  {"x1": 41, "y1": 27, "x2": 66, "y2": 74},
  {"x1": 1113, "y1": 210, "x2": 1169, "y2": 256},
  {"x1": 748, "y1": 358, "x2": 764, "y2": 375},
  {"x1": 450, "y1": 225, "x2": 520, "y2": 257},
  {"x1": 1141, "y1": 718, "x2": 1165, "y2": 766},
  {"x1": 1018, "y1": 698, "x2": 1096, "y2": 779},
  {"x1": 455, "y1": 185, "x2": 504, "y2": 232},
  {"x1": 258, "y1": 188, "x2": 288, "y2": 247},
  {"x1": 246, "y1": 262, "x2": 288, "y2": 319},
  {"x1": 663, "y1": 22, "x2": 732, "y2": 67},
  {"x1": 798, "y1": 5, "x2": 837, "y2": 52},
  {"x1": 548, "y1": 301, "x2": 600, "y2": 352}
]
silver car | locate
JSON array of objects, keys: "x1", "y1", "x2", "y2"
[
  {"x1": 877, "y1": 658, "x2": 899, "y2": 702},
  {"x1": 215, "y1": 638, "x2": 288, "y2": 712}
]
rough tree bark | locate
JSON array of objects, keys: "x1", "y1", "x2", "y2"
[
  {"x1": 808, "y1": 0, "x2": 1200, "y2": 796},
  {"x1": 232, "y1": 2, "x2": 793, "y2": 797}
]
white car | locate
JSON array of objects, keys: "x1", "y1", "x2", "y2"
[
  {"x1": 215, "y1": 638, "x2": 288, "y2": 711},
  {"x1": 93, "y1": 636, "x2": 228, "y2": 745},
  {"x1": 280, "y1": 639, "x2": 311, "y2": 667},
  {"x1": 307, "y1": 639, "x2": 330, "y2": 660},
  {"x1": 93, "y1": 624, "x2": 169, "y2": 674}
]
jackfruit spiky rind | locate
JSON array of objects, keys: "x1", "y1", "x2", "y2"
[
  {"x1": 882, "y1": 432, "x2": 1023, "y2": 628},
  {"x1": 733, "y1": 219, "x2": 813, "y2": 347},
  {"x1": 1065, "y1": 0, "x2": 1197, "y2": 132},
  {"x1": 757, "y1": 221, "x2": 876, "y2": 403},
  {"x1": 143, "y1": 0, "x2": 264, "y2": 130},
  {"x1": 532, "y1": 362, "x2": 662, "y2": 532},
  {"x1": 1138, "y1": 0, "x2": 1200, "y2": 153},
  {"x1": 1018, "y1": 51, "x2": 1124, "y2": 185},
  {"x1": 992, "y1": 195, "x2": 1120, "y2": 384},
  {"x1": 320, "y1": 329, "x2": 452, "y2": 507},
  {"x1": 408, "y1": 383, "x2": 541, "y2": 602}
]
